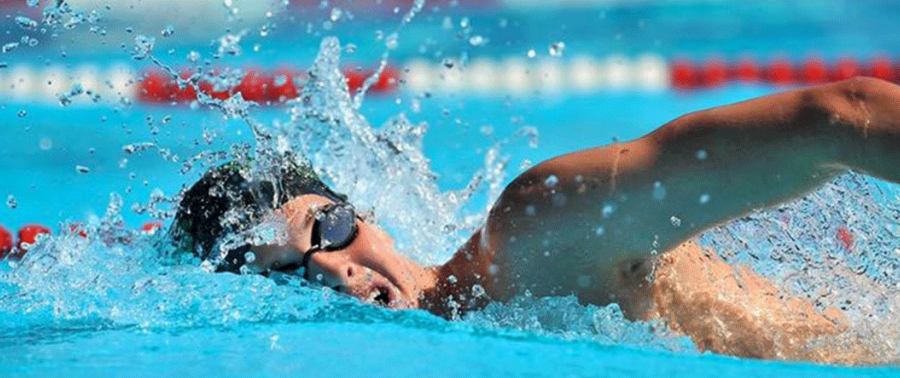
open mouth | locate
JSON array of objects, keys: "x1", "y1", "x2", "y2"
[{"x1": 364, "y1": 284, "x2": 394, "y2": 307}]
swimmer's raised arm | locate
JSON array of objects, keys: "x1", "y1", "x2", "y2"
[{"x1": 467, "y1": 77, "x2": 900, "y2": 302}]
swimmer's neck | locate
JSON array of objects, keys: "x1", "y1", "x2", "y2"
[{"x1": 419, "y1": 230, "x2": 493, "y2": 319}]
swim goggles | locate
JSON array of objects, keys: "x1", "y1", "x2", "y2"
[{"x1": 296, "y1": 203, "x2": 359, "y2": 280}]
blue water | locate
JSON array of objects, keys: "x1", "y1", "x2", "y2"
[{"x1": 0, "y1": 1, "x2": 899, "y2": 376}]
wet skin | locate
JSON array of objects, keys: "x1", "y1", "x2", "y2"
[{"x1": 250, "y1": 77, "x2": 900, "y2": 363}]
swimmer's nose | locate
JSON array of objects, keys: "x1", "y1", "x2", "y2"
[{"x1": 307, "y1": 252, "x2": 358, "y2": 291}]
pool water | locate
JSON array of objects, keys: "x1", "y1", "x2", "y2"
[{"x1": 0, "y1": 0, "x2": 899, "y2": 376}]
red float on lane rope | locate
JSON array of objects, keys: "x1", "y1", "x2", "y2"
[
  {"x1": 766, "y1": 59, "x2": 795, "y2": 85},
  {"x1": 235, "y1": 69, "x2": 274, "y2": 102},
  {"x1": 671, "y1": 60, "x2": 699, "y2": 89},
  {"x1": 701, "y1": 58, "x2": 728, "y2": 87},
  {"x1": 734, "y1": 58, "x2": 761, "y2": 82},
  {"x1": 271, "y1": 68, "x2": 301, "y2": 101},
  {"x1": 141, "y1": 221, "x2": 163, "y2": 235},
  {"x1": 370, "y1": 66, "x2": 400, "y2": 93},
  {"x1": 801, "y1": 58, "x2": 829, "y2": 84},
  {"x1": 868, "y1": 57, "x2": 895, "y2": 82},
  {"x1": 832, "y1": 58, "x2": 860, "y2": 81},
  {"x1": 0, "y1": 225, "x2": 12, "y2": 259},
  {"x1": 16, "y1": 224, "x2": 51, "y2": 257}
]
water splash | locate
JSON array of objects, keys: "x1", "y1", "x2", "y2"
[
  {"x1": 467, "y1": 295, "x2": 695, "y2": 353},
  {"x1": 3, "y1": 0, "x2": 897, "y2": 361},
  {"x1": 697, "y1": 172, "x2": 900, "y2": 360},
  {"x1": 250, "y1": 37, "x2": 491, "y2": 264}
]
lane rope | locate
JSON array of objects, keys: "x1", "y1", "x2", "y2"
[{"x1": 0, "y1": 55, "x2": 898, "y2": 105}]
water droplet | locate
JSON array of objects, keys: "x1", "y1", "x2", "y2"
[
  {"x1": 468, "y1": 35, "x2": 484, "y2": 46},
  {"x1": 187, "y1": 50, "x2": 200, "y2": 63},
  {"x1": 442, "y1": 58, "x2": 454, "y2": 69},
  {"x1": 39, "y1": 137, "x2": 52, "y2": 150},
  {"x1": 161, "y1": 25, "x2": 175, "y2": 37},
  {"x1": 652, "y1": 181, "x2": 666, "y2": 201},
  {"x1": 488, "y1": 264, "x2": 499, "y2": 275},
  {"x1": 17, "y1": 110, "x2": 27, "y2": 118},
  {"x1": 602, "y1": 204, "x2": 616, "y2": 218},
  {"x1": 330, "y1": 8, "x2": 342, "y2": 22},
  {"x1": 15, "y1": 16, "x2": 38, "y2": 30},
  {"x1": 670, "y1": 216, "x2": 682, "y2": 227},
  {"x1": 6, "y1": 195, "x2": 16, "y2": 209},
  {"x1": 385, "y1": 33, "x2": 398, "y2": 50},
  {"x1": 699, "y1": 193, "x2": 710, "y2": 204},
  {"x1": 696, "y1": 149, "x2": 708, "y2": 160},
  {"x1": 525, "y1": 204, "x2": 537, "y2": 216},
  {"x1": 244, "y1": 251, "x2": 256, "y2": 264},
  {"x1": 519, "y1": 159, "x2": 532, "y2": 171},
  {"x1": 544, "y1": 174, "x2": 559, "y2": 188},
  {"x1": 459, "y1": 17, "x2": 470, "y2": 28},
  {"x1": 549, "y1": 41, "x2": 565, "y2": 57},
  {"x1": 447, "y1": 275, "x2": 458, "y2": 284},
  {"x1": 132, "y1": 35, "x2": 155, "y2": 60},
  {"x1": 543, "y1": 250, "x2": 550, "y2": 257},
  {"x1": 26, "y1": 0, "x2": 39, "y2": 7},
  {"x1": 527, "y1": 49, "x2": 536, "y2": 58},
  {"x1": 595, "y1": 226, "x2": 605, "y2": 236},
  {"x1": 76, "y1": 165, "x2": 91, "y2": 174},
  {"x1": 2, "y1": 42, "x2": 20, "y2": 53},
  {"x1": 471, "y1": 284, "x2": 485, "y2": 297}
]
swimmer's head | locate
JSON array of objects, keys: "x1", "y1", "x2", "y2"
[
  {"x1": 171, "y1": 154, "x2": 440, "y2": 311},
  {"x1": 170, "y1": 154, "x2": 347, "y2": 271}
]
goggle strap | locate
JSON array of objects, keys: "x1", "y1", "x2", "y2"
[{"x1": 300, "y1": 246, "x2": 321, "y2": 281}]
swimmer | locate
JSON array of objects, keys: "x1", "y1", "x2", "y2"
[{"x1": 171, "y1": 77, "x2": 900, "y2": 364}]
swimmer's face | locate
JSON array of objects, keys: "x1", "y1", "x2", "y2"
[{"x1": 251, "y1": 194, "x2": 429, "y2": 309}]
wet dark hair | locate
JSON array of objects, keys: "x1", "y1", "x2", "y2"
[{"x1": 170, "y1": 155, "x2": 347, "y2": 272}]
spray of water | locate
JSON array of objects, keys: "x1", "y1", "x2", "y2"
[
  {"x1": 2, "y1": 1, "x2": 898, "y2": 363},
  {"x1": 697, "y1": 173, "x2": 900, "y2": 361}
]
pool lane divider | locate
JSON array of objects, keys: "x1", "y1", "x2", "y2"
[
  {"x1": 0, "y1": 56, "x2": 899, "y2": 106},
  {"x1": 0, "y1": 221, "x2": 163, "y2": 260},
  {"x1": 117, "y1": 56, "x2": 900, "y2": 99}
]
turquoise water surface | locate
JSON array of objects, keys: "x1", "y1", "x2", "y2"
[{"x1": 0, "y1": 1, "x2": 899, "y2": 376}]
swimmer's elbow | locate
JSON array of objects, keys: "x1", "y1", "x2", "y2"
[{"x1": 808, "y1": 76, "x2": 898, "y2": 131}]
